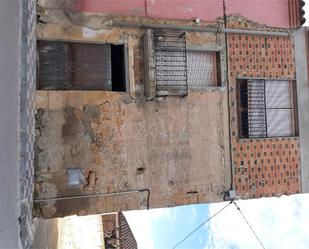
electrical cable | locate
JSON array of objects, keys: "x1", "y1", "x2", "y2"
[
  {"x1": 233, "y1": 202, "x2": 266, "y2": 249},
  {"x1": 0, "y1": 218, "x2": 20, "y2": 234},
  {"x1": 172, "y1": 201, "x2": 233, "y2": 249},
  {"x1": 34, "y1": 188, "x2": 151, "y2": 210},
  {"x1": 145, "y1": 0, "x2": 149, "y2": 17}
]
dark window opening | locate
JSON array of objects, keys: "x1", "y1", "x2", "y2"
[
  {"x1": 111, "y1": 44, "x2": 126, "y2": 92},
  {"x1": 37, "y1": 40, "x2": 126, "y2": 92},
  {"x1": 238, "y1": 79, "x2": 298, "y2": 138}
]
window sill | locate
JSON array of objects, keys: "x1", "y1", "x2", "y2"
[
  {"x1": 238, "y1": 136, "x2": 299, "y2": 143},
  {"x1": 188, "y1": 86, "x2": 227, "y2": 92},
  {"x1": 155, "y1": 86, "x2": 227, "y2": 96}
]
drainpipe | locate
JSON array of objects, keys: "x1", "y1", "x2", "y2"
[
  {"x1": 109, "y1": 20, "x2": 290, "y2": 37},
  {"x1": 222, "y1": 0, "x2": 236, "y2": 200},
  {"x1": 223, "y1": 28, "x2": 290, "y2": 37},
  {"x1": 33, "y1": 189, "x2": 151, "y2": 210}
]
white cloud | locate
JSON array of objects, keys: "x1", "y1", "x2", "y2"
[
  {"x1": 124, "y1": 208, "x2": 173, "y2": 249},
  {"x1": 205, "y1": 194, "x2": 309, "y2": 249},
  {"x1": 191, "y1": 206, "x2": 198, "y2": 220}
]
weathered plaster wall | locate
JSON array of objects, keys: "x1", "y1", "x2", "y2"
[
  {"x1": 34, "y1": 23, "x2": 230, "y2": 218},
  {"x1": 73, "y1": 0, "x2": 223, "y2": 22},
  {"x1": 35, "y1": 90, "x2": 230, "y2": 218},
  {"x1": 72, "y1": 0, "x2": 293, "y2": 28},
  {"x1": 225, "y1": 0, "x2": 291, "y2": 28}
]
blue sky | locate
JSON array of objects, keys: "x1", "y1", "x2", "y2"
[
  {"x1": 125, "y1": 203, "x2": 210, "y2": 249},
  {"x1": 125, "y1": 193, "x2": 309, "y2": 249},
  {"x1": 148, "y1": 204, "x2": 210, "y2": 249}
]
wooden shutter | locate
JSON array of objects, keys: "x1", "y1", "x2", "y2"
[{"x1": 37, "y1": 41, "x2": 112, "y2": 90}]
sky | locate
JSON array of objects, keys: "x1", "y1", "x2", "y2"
[
  {"x1": 124, "y1": 3, "x2": 309, "y2": 248},
  {"x1": 125, "y1": 194, "x2": 309, "y2": 249}
]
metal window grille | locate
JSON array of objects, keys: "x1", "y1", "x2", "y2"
[
  {"x1": 37, "y1": 41, "x2": 68, "y2": 89},
  {"x1": 187, "y1": 51, "x2": 218, "y2": 88},
  {"x1": 239, "y1": 79, "x2": 297, "y2": 138},
  {"x1": 37, "y1": 40, "x2": 113, "y2": 90},
  {"x1": 153, "y1": 30, "x2": 188, "y2": 96}
]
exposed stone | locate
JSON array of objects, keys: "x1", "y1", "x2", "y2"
[
  {"x1": 41, "y1": 205, "x2": 57, "y2": 218},
  {"x1": 35, "y1": 90, "x2": 231, "y2": 218},
  {"x1": 136, "y1": 167, "x2": 146, "y2": 175},
  {"x1": 85, "y1": 171, "x2": 97, "y2": 191}
]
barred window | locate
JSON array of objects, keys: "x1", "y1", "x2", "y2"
[
  {"x1": 153, "y1": 30, "x2": 188, "y2": 96},
  {"x1": 144, "y1": 30, "x2": 221, "y2": 97},
  {"x1": 238, "y1": 79, "x2": 298, "y2": 138}
]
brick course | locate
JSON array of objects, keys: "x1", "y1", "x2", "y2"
[{"x1": 228, "y1": 33, "x2": 301, "y2": 198}]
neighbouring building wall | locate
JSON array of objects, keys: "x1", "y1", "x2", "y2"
[
  {"x1": 72, "y1": 0, "x2": 300, "y2": 28},
  {"x1": 57, "y1": 215, "x2": 104, "y2": 249},
  {"x1": 73, "y1": 0, "x2": 223, "y2": 22},
  {"x1": 102, "y1": 212, "x2": 137, "y2": 249},
  {"x1": 34, "y1": 23, "x2": 231, "y2": 218},
  {"x1": 294, "y1": 28, "x2": 309, "y2": 193},
  {"x1": 225, "y1": 0, "x2": 291, "y2": 28},
  {"x1": 228, "y1": 21, "x2": 301, "y2": 198}
]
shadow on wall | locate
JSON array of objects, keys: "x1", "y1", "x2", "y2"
[
  {"x1": 31, "y1": 215, "x2": 104, "y2": 249},
  {"x1": 31, "y1": 219, "x2": 58, "y2": 249}
]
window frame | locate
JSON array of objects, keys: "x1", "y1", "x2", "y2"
[
  {"x1": 237, "y1": 77, "x2": 299, "y2": 139},
  {"x1": 36, "y1": 38, "x2": 130, "y2": 93},
  {"x1": 143, "y1": 30, "x2": 226, "y2": 98},
  {"x1": 186, "y1": 44, "x2": 223, "y2": 89}
]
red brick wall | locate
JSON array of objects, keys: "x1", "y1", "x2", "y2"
[{"x1": 228, "y1": 34, "x2": 301, "y2": 198}]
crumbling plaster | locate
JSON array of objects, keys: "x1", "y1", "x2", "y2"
[
  {"x1": 35, "y1": 20, "x2": 230, "y2": 218},
  {"x1": 35, "y1": 90, "x2": 231, "y2": 218},
  {"x1": 37, "y1": 0, "x2": 294, "y2": 29}
]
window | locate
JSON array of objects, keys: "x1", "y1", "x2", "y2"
[
  {"x1": 187, "y1": 51, "x2": 220, "y2": 88},
  {"x1": 143, "y1": 29, "x2": 221, "y2": 97},
  {"x1": 238, "y1": 79, "x2": 298, "y2": 138},
  {"x1": 37, "y1": 40, "x2": 127, "y2": 91}
]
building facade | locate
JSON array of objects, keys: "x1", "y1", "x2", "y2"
[
  {"x1": 34, "y1": 0, "x2": 307, "y2": 218},
  {"x1": 103, "y1": 212, "x2": 137, "y2": 249}
]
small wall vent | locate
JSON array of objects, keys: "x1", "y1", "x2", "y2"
[{"x1": 67, "y1": 168, "x2": 84, "y2": 187}]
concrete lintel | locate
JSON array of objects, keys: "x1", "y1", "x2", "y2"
[{"x1": 294, "y1": 27, "x2": 309, "y2": 193}]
